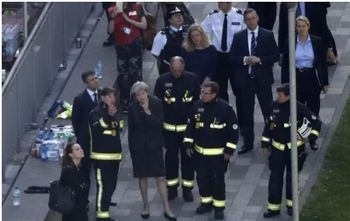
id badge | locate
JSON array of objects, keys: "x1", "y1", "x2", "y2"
[{"x1": 123, "y1": 27, "x2": 131, "y2": 35}]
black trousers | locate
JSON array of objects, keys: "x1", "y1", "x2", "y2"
[
  {"x1": 62, "y1": 208, "x2": 88, "y2": 221},
  {"x1": 114, "y1": 38, "x2": 143, "y2": 106},
  {"x1": 296, "y1": 69, "x2": 322, "y2": 116},
  {"x1": 94, "y1": 160, "x2": 120, "y2": 221},
  {"x1": 236, "y1": 78, "x2": 272, "y2": 145},
  {"x1": 194, "y1": 152, "x2": 227, "y2": 209},
  {"x1": 214, "y1": 52, "x2": 235, "y2": 102},
  {"x1": 267, "y1": 145, "x2": 306, "y2": 210},
  {"x1": 164, "y1": 131, "x2": 194, "y2": 190},
  {"x1": 76, "y1": 137, "x2": 91, "y2": 202}
]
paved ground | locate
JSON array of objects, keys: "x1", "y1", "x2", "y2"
[{"x1": 3, "y1": 2, "x2": 350, "y2": 221}]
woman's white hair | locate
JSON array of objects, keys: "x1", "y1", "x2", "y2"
[{"x1": 130, "y1": 81, "x2": 149, "y2": 98}]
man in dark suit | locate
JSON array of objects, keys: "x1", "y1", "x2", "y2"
[
  {"x1": 278, "y1": 2, "x2": 337, "y2": 63},
  {"x1": 230, "y1": 8, "x2": 279, "y2": 155},
  {"x1": 71, "y1": 70, "x2": 101, "y2": 197}
]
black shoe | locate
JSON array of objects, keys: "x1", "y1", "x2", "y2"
[
  {"x1": 287, "y1": 207, "x2": 293, "y2": 216},
  {"x1": 237, "y1": 145, "x2": 253, "y2": 155},
  {"x1": 168, "y1": 189, "x2": 178, "y2": 201},
  {"x1": 263, "y1": 209, "x2": 280, "y2": 218},
  {"x1": 164, "y1": 213, "x2": 177, "y2": 221},
  {"x1": 141, "y1": 212, "x2": 150, "y2": 219},
  {"x1": 103, "y1": 39, "x2": 114, "y2": 47},
  {"x1": 310, "y1": 142, "x2": 319, "y2": 151},
  {"x1": 195, "y1": 204, "x2": 212, "y2": 214},
  {"x1": 214, "y1": 208, "x2": 224, "y2": 219},
  {"x1": 182, "y1": 189, "x2": 194, "y2": 202},
  {"x1": 110, "y1": 201, "x2": 117, "y2": 207}
]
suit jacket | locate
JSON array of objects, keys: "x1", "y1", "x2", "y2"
[
  {"x1": 128, "y1": 96, "x2": 164, "y2": 153},
  {"x1": 281, "y1": 34, "x2": 329, "y2": 87},
  {"x1": 247, "y1": 2, "x2": 277, "y2": 30},
  {"x1": 230, "y1": 27, "x2": 280, "y2": 89},
  {"x1": 71, "y1": 89, "x2": 101, "y2": 151},
  {"x1": 278, "y1": 2, "x2": 331, "y2": 53}
]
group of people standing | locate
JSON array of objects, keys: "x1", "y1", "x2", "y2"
[{"x1": 57, "y1": 2, "x2": 335, "y2": 221}]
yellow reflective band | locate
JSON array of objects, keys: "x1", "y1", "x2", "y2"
[
  {"x1": 167, "y1": 178, "x2": 179, "y2": 186},
  {"x1": 213, "y1": 199, "x2": 225, "y2": 207},
  {"x1": 210, "y1": 123, "x2": 226, "y2": 129},
  {"x1": 261, "y1": 136, "x2": 271, "y2": 142},
  {"x1": 195, "y1": 122, "x2": 204, "y2": 128},
  {"x1": 182, "y1": 179, "x2": 194, "y2": 187},
  {"x1": 96, "y1": 211, "x2": 110, "y2": 218},
  {"x1": 119, "y1": 120, "x2": 124, "y2": 129},
  {"x1": 164, "y1": 97, "x2": 176, "y2": 104},
  {"x1": 267, "y1": 202, "x2": 281, "y2": 211},
  {"x1": 286, "y1": 199, "x2": 293, "y2": 207},
  {"x1": 91, "y1": 151, "x2": 122, "y2": 160},
  {"x1": 99, "y1": 118, "x2": 108, "y2": 128},
  {"x1": 163, "y1": 123, "x2": 187, "y2": 132},
  {"x1": 96, "y1": 169, "x2": 103, "y2": 213},
  {"x1": 226, "y1": 142, "x2": 236, "y2": 150},
  {"x1": 103, "y1": 130, "x2": 113, "y2": 135},
  {"x1": 182, "y1": 96, "x2": 193, "y2": 102},
  {"x1": 284, "y1": 123, "x2": 290, "y2": 128},
  {"x1": 272, "y1": 139, "x2": 305, "y2": 151},
  {"x1": 200, "y1": 196, "x2": 213, "y2": 203},
  {"x1": 194, "y1": 144, "x2": 224, "y2": 156},
  {"x1": 183, "y1": 137, "x2": 194, "y2": 143},
  {"x1": 311, "y1": 130, "x2": 320, "y2": 137}
]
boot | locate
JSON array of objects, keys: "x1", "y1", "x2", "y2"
[
  {"x1": 182, "y1": 188, "x2": 193, "y2": 202},
  {"x1": 263, "y1": 209, "x2": 280, "y2": 218},
  {"x1": 167, "y1": 188, "x2": 177, "y2": 201},
  {"x1": 214, "y1": 208, "x2": 224, "y2": 220},
  {"x1": 195, "y1": 204, "x2": 212, "y2": 214}
]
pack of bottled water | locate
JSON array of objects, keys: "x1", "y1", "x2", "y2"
[{"x1": 2, "y1": 24, "x2": 19, "y2": 59}]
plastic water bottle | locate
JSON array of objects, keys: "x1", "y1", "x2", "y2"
[
  {"x1": 13, "y1": 187, "x2": 21, "y2": 206},
  {"x1": 40, "y1": 143, "x2": 48, "y2": 161},
  {"x1": 95, "y1": 60, "x2": 103, "y2": 79}
]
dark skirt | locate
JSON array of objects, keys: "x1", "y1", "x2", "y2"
[{"x1": 131, "y1": 149, "x2": 165, "y2": 178}]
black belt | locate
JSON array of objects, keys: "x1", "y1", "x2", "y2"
[{"x1": 296, "y1": 67, "x2": 314, "y2": 73}]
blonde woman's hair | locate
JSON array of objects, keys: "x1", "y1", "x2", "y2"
[
  {"x1": 296, "y1": 16, "x2": 311, "y2": 27},
  {"x1": 182, "y1": 24, "x2": 211, "y2": 52}
]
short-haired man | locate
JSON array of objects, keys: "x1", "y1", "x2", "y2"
[{"x1": 183, "y1": 81, "x2": 239, "y2": 220}]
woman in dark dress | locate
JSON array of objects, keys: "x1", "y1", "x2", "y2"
[
  {"x1": 181, "y1": 24, "x2": 217, "y2": 84},
  {"x1": 128, "y1": 81, "x2": 176, "y2": 220},
  {"x1": 60, "y1": 142, "x2": 89, "y2": 221}
]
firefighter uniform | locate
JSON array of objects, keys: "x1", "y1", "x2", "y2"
[
  {"x1": 183, "y1": 98, "x2": 239, "y2": 212},
  {"x1": 89, "y1": 103, "x2": 123, "y2": 221},
  {"x1": 261, "y1": 100, "x2": 321, "y2": 217},
  {"x1": 151, "y1": 25, "x2": 188, "y2": 75},
  {"x1": 154, "y1": 71, "x2": 200, "y2": 197}
]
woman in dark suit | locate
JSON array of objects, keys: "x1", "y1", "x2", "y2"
[
  {"x1": 281, "y1": 16, "x2": 329, "y2": 150},
  {"x1": 59, "y1": 142, "x2": 89, "y2": 221},
  {"x1": 128, "y1": 81, "x2": 176, "y2": 220}
]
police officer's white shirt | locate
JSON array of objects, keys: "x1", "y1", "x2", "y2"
[
  {"x1": 87, "y1": 88, "x2": 98, "y2": 103},
  {"x1": 151, "y1": 25, "x2": 184, "y2": 57},
  {"x1": 201, "y1": 7, "x2": 245, "y2": 53}
]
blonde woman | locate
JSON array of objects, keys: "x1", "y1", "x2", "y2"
[{"x1": 181, "y1": 24, "x2": 217, "y2": 84}]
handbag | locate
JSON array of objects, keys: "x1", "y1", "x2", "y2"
[{"x1": 48, "y1": 180, "x2": 76, "y2": 214}]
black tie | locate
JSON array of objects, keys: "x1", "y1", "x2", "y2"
[
  {"x1": 93, "y1": 92, "x2": 98, "y2": 105},
  {"x1": 221, "y1": 13, "x2": 228, "y2": 51},
  {"x1": 295, "y1": 3, "x2": 301, "y2": 18},
  {"x1": 250, "y1": 32, "x2": 257, "y2": 78}
]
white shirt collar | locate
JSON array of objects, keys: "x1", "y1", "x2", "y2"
[
  {"x1": 248, "y1": 26, "x2": 259, "y2": 35},
  {"x1": 297, "y1": 34, "x2": 311, "y2": 44},
  {"x1": 86, "y1": 88, "x2": 98, "y2": 97},
  {"x1": 170, "y1": 25, "x2": 183, "y2": 32}
]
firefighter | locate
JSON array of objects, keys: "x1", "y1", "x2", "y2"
[
  {"x1": 261, "y1": 83, "x2": 321, "y2": 218},
  {"x1": 154, "y1": 56, "x2": 200, "y2": 202},
  {"x1": 89, "y1": 87, "x2": 123, "y2": 221},
  {"x1": 183, "y1": 81, "x2": 239, "y2": 220}
]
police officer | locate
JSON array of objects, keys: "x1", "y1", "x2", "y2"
[
  {"x1": 183, "y1": 81, "x2": 239, "y2": 220},
  {"x1": 261, "y1": 84, "x2": 321, "y2": 218},
  {"x1": 89, "y1": 87, "x2": 123, "y2": 221},
  {"x1": 154, "y1": 56, "x2": 200, "y2": 202},
  {"x1": 202, "y1": 2, "x2": 245, "y2": 101},
  {"x1": 151, "y1": 5, "x2": 187, "y2": 75}
]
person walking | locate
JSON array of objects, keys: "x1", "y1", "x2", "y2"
[
  {"x1": 183, "y1": 81, "x2": 239, "y2": 220},
  {"x1": 128, "y1": 81, "x2": 176, "y2": 221}
]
